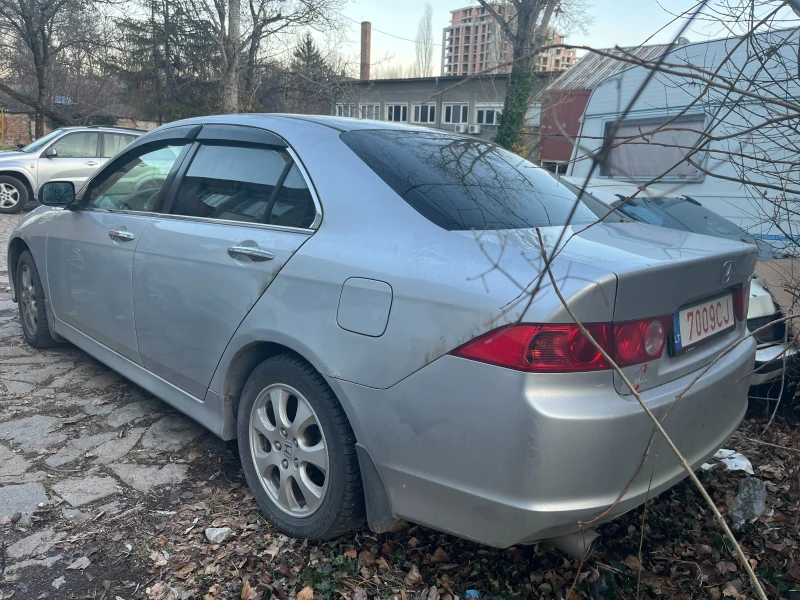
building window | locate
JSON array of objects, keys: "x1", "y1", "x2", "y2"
[
  {"x1": 443, "y1": 103, "x2": 469, "y2": 124},
  {"x1": 386, "y1": 104, "x2": 408, "y2": 122},
  {"x1": 359, "y1": 104, "x2": 380, "y2": 120},
  {"x1": 335, "y1": 104, "x2": 355, "y2": 117},
  {"x1": 476, "y1": 104, "x2": 502, "y2": 125},
  {"x1": 413, "y1": 104, "x2": 436, "y2": 124},
  {"x1": 542, "y1": 161, "x2": 568, "y2": 175}
]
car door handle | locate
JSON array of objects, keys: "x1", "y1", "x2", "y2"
[
  {"x1": 227, "y1": 245, "x2": 275, "y2": 261},
  {"x1": 85, "y1": 161, "x2": 98, "y2": 166},
  {"x1": 108, "y1": 229, "x2": 135, "y2": 242}
]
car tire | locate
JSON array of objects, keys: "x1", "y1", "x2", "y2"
[
  {"x1": 16, "y1": 251, "x2": 58, "y2": 348},
  {"x1": 0, "y1": 176, "x2": 28, "y2": 214},
  {"x1": 237, "y1": 353, "x2": 365, "y2": 539}
]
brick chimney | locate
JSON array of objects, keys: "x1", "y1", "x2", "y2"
[{"x1": 360, "y1": 21, "x2": 371, "y2": 80}]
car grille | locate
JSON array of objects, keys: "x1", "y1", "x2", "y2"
[{"x1": 747, "y1": 314, "x2": 785, "y2": 344}]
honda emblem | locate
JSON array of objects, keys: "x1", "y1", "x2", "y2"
[{"x1": 720, "y1": 260, "x2": 733, "y2": 285}]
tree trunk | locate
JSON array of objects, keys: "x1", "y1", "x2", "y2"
[
  {"x1": 222, "y1": 0, "x2": 241, "y2": 113},
  {"x1": 34, "y1": 65, "x2": 48, "y2": 137},
  {"x1": 493, "y1": 52, "x2": 534, "y2": 151},
  {"x1": 492, "y1": 0, "x2": 558, "y2": 152}
]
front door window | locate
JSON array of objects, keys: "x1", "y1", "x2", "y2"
[
  {"x1": 86, "y1": 144, "x2": 186, "y2": 212},
  {"x1": 49, "y1": 133, "x2": 99, "y2": 158}
]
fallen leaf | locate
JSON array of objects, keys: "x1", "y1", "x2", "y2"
[
  {"x1": 297, "y1": 586, "x2": 314, "y2": 600},
  {"x1": 404, "y1": 564, "x2": 423, "y2": 588},
  {"x1": 66, "y1": 556, "x2": 91, "y2": 570},
  {"x1": 358, "y1": 550, "x2": 375, "y2": 566},
  {"x1": 241, "y1": 579, "x2": 252, "y2": 600},
  {"x1": 427, "y1": 586, "x2": 440, "y2": 600},
  {"x1": 715, "y1": 561, "x2": 737, "y2": 575},
  {"x1": 377, "y1": 557, "x2": 390, "y2": 570},
  {"x1": 345, "y1": 549, "x2": 358, "y2": 560},
  {"x1": 623, "y1": 555, "x2": 642, "y2": 572},
  {"x1": 431, "y1": 547, "x2": 449, "y2": 564}
]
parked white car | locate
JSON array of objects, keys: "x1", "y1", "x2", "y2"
[
  {"x1": 0, "y1": 125, "x2": 142, "y2": 214},
  {"x1": 559, "y1": 176, "x2": 795, "y2": 385}
]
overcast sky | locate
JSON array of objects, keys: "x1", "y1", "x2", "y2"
[{"x1": 329, "y1": 0, "x2": 792, "y2": 75}]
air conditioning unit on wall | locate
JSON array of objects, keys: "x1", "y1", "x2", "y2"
[
  {"x1": 468, "y1": 124, "x2": 481, "y2": 134},
  {"x1": 454, "y1": 124, "x2": 467, "y2": 133}
]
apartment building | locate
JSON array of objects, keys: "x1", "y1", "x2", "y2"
[{"x1": 441, "y1": 4, "x2": 576, "y2": 76}]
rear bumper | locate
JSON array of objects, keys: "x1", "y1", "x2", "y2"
[
  {"x1": 750, "y1": 342, "x2": 797, "y2": 385},
  {"x1": 331, "y1": 336, "x2": 755, "y2": 548}
]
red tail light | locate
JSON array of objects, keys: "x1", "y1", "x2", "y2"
[
  {"x1": 612, "y1": 315, "x2": 671, "y2": 367},
  {"x1": 733, "y1": 280, "x2": 751, "y2": 322},
  {"x1": 451, "y1": 316, "x2": 670, "y2": 373}
]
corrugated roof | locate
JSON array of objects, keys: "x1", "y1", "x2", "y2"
[{"x1": 545, "y1": 44, "x2": 677, "y2": 91}]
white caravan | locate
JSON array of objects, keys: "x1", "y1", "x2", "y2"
[{"x1": 568, "y1": 28, "x2": 800, "y2": 253}]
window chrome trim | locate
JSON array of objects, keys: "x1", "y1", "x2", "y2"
[
  {"x1": 284, "y1": 146, "x2": 323, "y2": 230},
  {"x1": 80, "y1": 208, "x2": 315, "y2": 235}
]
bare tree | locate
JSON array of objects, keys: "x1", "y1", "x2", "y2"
[
  {"x1": 477, "y1": 0, "x2": 588, "y2": 151},
  {"x1": 0, "y1": 0, "x2": 101, "y2": 134},
  {"x1": 413, "y1": 1, "x2": 434, "y2": 78}
]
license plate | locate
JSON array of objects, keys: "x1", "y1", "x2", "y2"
[{"x1": 673, "y1": 294, "x2": 735, "y2": 350}]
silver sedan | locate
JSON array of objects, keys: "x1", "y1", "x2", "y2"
[{"x1": 7, "y1": 115, "x2": 757, "y2": 550}]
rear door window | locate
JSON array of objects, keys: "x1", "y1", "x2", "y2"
[
  {"x1": 102, "y1": 133, "x2": 137, "y2": 158},
  {"x1": 171, "y1": 144, "x2": 317, "y2": 227},
  {"x1": 340, "y1": 129, "x2": 595, "y2": 231}
]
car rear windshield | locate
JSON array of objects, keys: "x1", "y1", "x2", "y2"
[{"x1": 340, "y1": 129, "x2": 596, "y2": 231}]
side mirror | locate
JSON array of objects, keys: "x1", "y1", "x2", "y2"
[
  {"x1": 45, "y1": 147, "x2": 58, "y2": 158},
  {"x1": 38, "y1": 181, "x2": 75, "y2": 206},
  {"x1": 16, "y1": 143, "x2": 24, "y2": 150}
]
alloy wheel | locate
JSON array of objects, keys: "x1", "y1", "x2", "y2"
[
  {"x1": 248, "y1": 383, "x2": 330, "y2": 517},
  {"x1": 0, "y1": 182, "x2": 20, "y2": 210},
  {"x1": 19, "y1": 264, "x2": 38, "y2": 336}
]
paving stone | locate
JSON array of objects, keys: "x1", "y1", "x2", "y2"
[
  {"x1": 64, "y1": 396, "x2": 117, "y2": 416},
  {"x1": 3, "y1": 553, "x2": 64, "y2": 575},
  {"x1": 0, "y1": 379, "x2": 34, "y2": 395},
  {"x1": 84, "y1": 371, "x2": 122, "y2": 390},
  {"x1": 7, "y1": 527, "x2": 66, "y2": 559},
  {"x1": 61, "y1": 507, "x2": 90, "y2": 522},
  {"x1": 0, "y1": 321, "x2": 23, "y2": 336},
  {"x1": 52, "y1": 475, "x2": 119, "y2": 507},
  {"x1": 107, "y1": 400, "x2": 164, "y2": 428},
  {"x1": 110, "y1": 463, "x2": 189, "y2": 492},
  {"x1": 95, "y1": 500, "x2": 122, "y2": 515},
  {"x1": 140, "y1": 416, "x2": 204, "y2": 452},
  {"x1": 6, "y1": 362, "x2": 73, "y2": 384},
  {"x1": 45, "y1": 431, "x2": 118, "y2": 467},
  {"x1": 0, "y1": 482, "x2": 48, "y2": 525},
  {"x1": 0, "y1": 444, "x2": 31, "y2": 479},
  {"x1": 0, "y1": 345, "x2": 30, "y2": 358},
  {"x1": 0, "y1": 415, "x2": 66, "y2": 452},
  {"x1": 49, "y1": 364, "x2": 94, "y2": 389},
  {"x1": 94, "y1": 427, "x2": 145, "y2": 464}
]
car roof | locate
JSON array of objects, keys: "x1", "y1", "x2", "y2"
[
  {"x1": 156, "y1": 113, "x2": 448, "y2": 135},
  {"x1": 58, "y1": 125, "x2": 145, "y2": 134}
]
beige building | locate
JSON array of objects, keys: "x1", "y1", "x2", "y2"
[{"x1": 441, "y1": 4, "x2": 577, "y2": 76}]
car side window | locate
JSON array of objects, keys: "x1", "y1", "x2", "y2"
[
  {"x1": 86, "y1": 144, "x2": 186, "y2": 212},
  {"x1": 50, "y1": 132, "x2": 99, "y2": 158},
  {"x1": 171, "y1": 144, "x2": 290, "y2": 224},
  {"x1": 267, "y1": 163, "x2": 317, "y2": 228},
  {"x1": 102, "y1": 133, "x2": 137, "y2": 158}
]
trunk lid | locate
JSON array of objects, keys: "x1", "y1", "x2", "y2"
[{"x1": 458, "y1": 222, "x2": 759, "y2": 394}]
